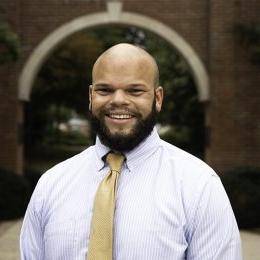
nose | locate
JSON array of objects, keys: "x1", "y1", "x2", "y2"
[{"x1": 110, "y1": 89, "x2": 129, "y2": 106}]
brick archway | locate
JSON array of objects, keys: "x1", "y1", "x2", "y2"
[
  {"x1": 18, "y1": 2, "x2": 209, "y2": 102},
  {"x1": 1, "y1": 0, "x2": 259, "y2": 175}
]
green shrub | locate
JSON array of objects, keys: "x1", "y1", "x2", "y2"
[
  {"x1": 159, "y1": 126, "x2": 190, "y2": 151},
  {"x1": 0, "y1": 168, "x2": 31, "y2": 220},
  {"x1": 24, "y1": 168, "x2": 42, "y2": 193},
  {"x1": 221, "y1": 167, "x2": 260, "y2": 229}
]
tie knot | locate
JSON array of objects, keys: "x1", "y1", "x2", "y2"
[{"x1": 106, "y1": 152, "x2": 125, "y2": 173}]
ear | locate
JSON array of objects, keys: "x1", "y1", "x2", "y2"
[
  {"x1": 155, "y1": 86, "x2": 163, "y2": 112},
  {"x1": 89, "y1": 85, "x2": 93, "y2": 111}
]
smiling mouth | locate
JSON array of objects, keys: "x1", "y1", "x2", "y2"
[{"x1": 106, "y1": 113, "x2": 135, "y2": 120}]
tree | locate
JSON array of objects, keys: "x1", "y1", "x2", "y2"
[
  {"x1": 0, "y1": 11, "x2": 20, "y2": 64},
  {"x1": 25, "y1": 35, "x2": 102, "y2": 147}
]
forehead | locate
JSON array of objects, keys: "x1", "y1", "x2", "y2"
[{"x1": 92, "y1": 54, "x2": 156, "y2": 85}]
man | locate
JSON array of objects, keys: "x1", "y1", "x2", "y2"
[{"x1": 20, "y1": 43, "x2": 242, "y2": 259}]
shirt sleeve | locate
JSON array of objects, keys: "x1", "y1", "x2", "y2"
[
  {"x1": 20, "y1": 176, "x2": 45, "y2": 260},
  {"x1": 186, "y1": 175, "x2": 242, "y2": 260}
]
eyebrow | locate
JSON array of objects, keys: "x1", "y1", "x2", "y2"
[
  {"x1": 93, "y1": 82, "x2": 147, "y2": 88},
  {"x1": 93, "y1": 83, "x2": 110, "y2": 87}
]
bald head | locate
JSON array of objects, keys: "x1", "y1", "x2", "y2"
[
  {"x1": 92, "y1": 43, "x2": 160, "y2": 87},
  {"x1": 89, "y1": 43, "x2": 164, "y2": 152}
]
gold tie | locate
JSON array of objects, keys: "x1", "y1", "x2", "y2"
[{"x1": 87, "y1": 152, "x2": 125, "y2": 260}]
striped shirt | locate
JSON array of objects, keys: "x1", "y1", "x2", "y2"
[{"x1": 20, "y1": 128, "x2": 242, "y2": 259}]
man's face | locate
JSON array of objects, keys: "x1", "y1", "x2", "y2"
[{"x1": 90, "y1": 54, "x2": 163, "y2": 152}]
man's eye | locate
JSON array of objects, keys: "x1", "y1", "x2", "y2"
[
  {"x1": 128, "y1": 89, "x2": 144, "y2": 95},
  {"x1": 96, "y1": 88, "x2": 112, "y2": 95}
]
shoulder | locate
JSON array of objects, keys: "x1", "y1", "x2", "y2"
[
  {"x1": 28, "y1": 145, "x2": 96, "y2": 214},
  {"x1": 36, "y1": 145, "x2": 96, "y2": 189},
  {"x1": 158, "y1": 139, "x2": 222, "y2": 213},
  {"x1": 158, "y1": 140, "x2": 231, "y2": 232},
  {"x1": 159, "y1": 139, "x2": 217, "y2": 180}
]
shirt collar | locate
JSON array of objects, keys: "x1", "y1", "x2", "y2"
[{"x1": 94, "y1": 127, "x2": 161, "y2": 172}]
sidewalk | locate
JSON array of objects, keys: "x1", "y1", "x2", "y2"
[
  {"x1": 0, "y1": 219, "x2": 259, "y2": 259},
  {"x1": 240, "y1": 230, "x2": 260, "y2": 260},
  {"x1": 0, "y1": 220, "x2": 21, "y2": 260}
]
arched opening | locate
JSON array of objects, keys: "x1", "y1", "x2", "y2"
[
  {"x1": 19, "y1": 7, "x2": 209, "y2": 102},
  {"x1": 19, "y1": 8, "x2": 209, "y2": 175}
]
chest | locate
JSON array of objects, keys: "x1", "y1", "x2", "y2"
[
  {"x1": 42, "y1": 161, "x2": 189, "y2": 259},
  {"x1": 112, "y1": 169, "x2": 188, "y2": 259}
]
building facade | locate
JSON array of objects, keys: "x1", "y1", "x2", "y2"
[{"x1": 0, "y1": 0, "x2": 259, "y2": 174}]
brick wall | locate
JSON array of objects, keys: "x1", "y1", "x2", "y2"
[{"x1": 206, "y1": 0, "x2": 260, "y2": 173}]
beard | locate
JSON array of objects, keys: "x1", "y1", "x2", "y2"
[{"x1": 90, "y1": 101, "x2": 157, "y2": 153}]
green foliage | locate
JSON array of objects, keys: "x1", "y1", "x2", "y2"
[
  {"x1": 33, "y1": 35, "x2": 101, "y2": 114},
  {"x1": 0, "y1": 168, "x2": 31, "y2": 220},
  {"x1": 159, "y1": 125, "x2": 192, "y2": 151},
  {"x1": 0, "y1": 20, "x2": 20, "y2": 64},
  {"x1": 221, "y1": 167, "x2": 260, "y2": 228},
  {"x1": 235, "y1": 22, "x2": 260, "y2": 65},
  {"x1": 25, "y1": 35, "x2": 100, "y2": 147},
  {"x1": 143, "y1": 35, "x2": 205, "y2": 155},
  {"x1": 24, "y1": 168, "x2": 42, "y2": 196},
  {"x1": 44, "y1": 130, "x2": 91, "y2": 146}
]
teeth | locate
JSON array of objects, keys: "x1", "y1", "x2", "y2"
[{"x1": 109, "y1": 114, "x2": 133, "y2": 119}]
